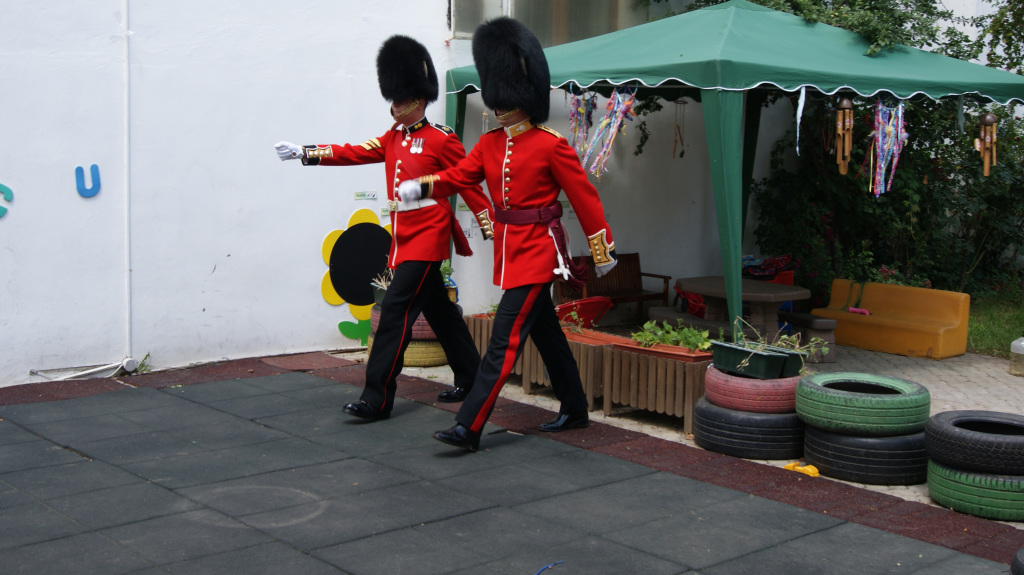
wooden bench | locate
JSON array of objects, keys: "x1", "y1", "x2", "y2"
[
  {"x1": 555, "y1": 253, "x2": 670, "y2": 321},
  {"x1": 811, "y1": 279, "x2": 969, "y2": 359}
]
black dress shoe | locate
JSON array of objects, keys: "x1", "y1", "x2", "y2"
[
  {"x1": 342, "y1": 401, "x2": 390, "y2": 421},
  {"x1": 539, "y1": 411, "x2": 589, "y2": 432},
  {"x1": 432, "y1": 424, "x2": 480, "y2": 452},
  {"x1": 436, "y1": 387, "x2": 470, "y2": 403}
]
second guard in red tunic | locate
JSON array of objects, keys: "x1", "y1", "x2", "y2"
[
  {"x1": 399, "y1": 18, "x2": 618, "y2": 451},
  {"x1": 275, "y1": 35, "x2": 481, "y2": 421}
]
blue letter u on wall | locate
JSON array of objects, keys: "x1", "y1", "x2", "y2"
[{"x1": 76, "y1": 164, "x2": 101, "y2": 198}]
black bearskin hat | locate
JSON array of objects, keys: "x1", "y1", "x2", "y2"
[
  {"x1": 472, "y1": 17, "x2": 550, "y2": 123},
  {"x1": 376, "y1": 35, "x2": 439, "y2": 104}
]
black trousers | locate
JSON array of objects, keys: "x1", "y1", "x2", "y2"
[
  {"x1": 457, "y1": 282, "x2": 588, "y2": 433},
  {"x1": 362, "y1": 260, "x2": 480, "y2": 414}
]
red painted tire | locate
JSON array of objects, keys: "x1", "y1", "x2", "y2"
[
  {"x1": 703, "y1": 365, "x2": 801, "y2": 413},
  {"x1": 369, "y1": 304, "x2": 462, "y2": 340}
]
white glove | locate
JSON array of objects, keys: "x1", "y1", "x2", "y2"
[
  {"x1": 397, "y1": 179, "x2": 422, "y2": 202},
  {"x1": 595, "y1": 258, "x2": 618, "y2": 278},
  {"x1": 275, "y1": 141, "x2": 303, "y2": 161}
]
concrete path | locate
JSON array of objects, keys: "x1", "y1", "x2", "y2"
[{"x1": 0, "y1": 348, "x2": 1021, "y2": 574}]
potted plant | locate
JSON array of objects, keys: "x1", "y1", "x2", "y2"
[
  {"x1": 712, "y1": 319, "x2": 828, "y2": 379},
  {"x1": 614, "y1": 320, "x2": 714, "y2": 362},
  {"x1": 370, "y1": 268, "x2": 394, "y2": 306},
  {"x1": 440, "y1": 259, "x2": 458, "y2": 303}
]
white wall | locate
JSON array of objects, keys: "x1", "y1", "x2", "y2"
[{"x1": 0, "y1": 1, "x2": 786, "y2": 386}]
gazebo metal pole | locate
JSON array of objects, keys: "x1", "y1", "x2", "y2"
[
  {"x1": 701, "y1": 88, "x2": 746, "y2": 340},
  {"x1": 444, "y1": 90, "x2": 469, "y2": 259}
]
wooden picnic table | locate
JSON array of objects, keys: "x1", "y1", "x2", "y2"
[{"x1": 675, "y1": 276, "x2": 811, "y2": 336}]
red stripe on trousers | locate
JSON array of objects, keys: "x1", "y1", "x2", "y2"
[
  {"x1": 378, "y1": 265, "x2": 431, "y2": 410},
  {"x1": 471, "y1": 284, "x2": 542, "y2": 431}
]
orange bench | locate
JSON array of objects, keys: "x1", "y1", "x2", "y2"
[{"x1": 811, "y1": 279, "x2": 969, "y2": 359}]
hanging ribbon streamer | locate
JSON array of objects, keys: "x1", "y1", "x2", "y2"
[
  {"x1": 795, "y1": 87, "x2": 806, "y2": 156},
  {"x1": 569, "y1": 93, "x2": 597, "y2": 155},
  {"x1": 868, "y1": 100, "x2": 909, "y2": 197},
  {"x1": 976, "y1": 113, "x2": 998, "y2": 176},
  {"x1": 582, "y1": 86, "x2": 637, "y2": 178}
]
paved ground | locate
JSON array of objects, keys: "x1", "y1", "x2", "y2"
[{"x1": 0, "y1": 346, "x2": 1022, "y2": 574}]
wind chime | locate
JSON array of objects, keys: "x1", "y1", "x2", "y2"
[
  {"x1": 581, "y1": 86, "x2": 637, "y2": 178},
  {"x1": 834, "y1": 98, "x2": 853, "y2": 174},
  {"x1": 975, "y1": 113, "x2": 998, "y2": 176}
]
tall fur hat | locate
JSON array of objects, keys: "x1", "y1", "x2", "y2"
[
  {"x1": 376, "y1": 35, "x2": 439, "y2": 103},
  {"x1": 472, "y1": 17, "x2": 550, "y2": 123}
]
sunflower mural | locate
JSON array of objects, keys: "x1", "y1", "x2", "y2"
[{"x1": 321, "y1": 208, "x2": 392, "y2": 345}]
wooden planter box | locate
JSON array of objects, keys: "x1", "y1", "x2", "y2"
[
  {"x1": 466, "y1": 314, "x2": 523, "y2": 376},
  {"x1": 521, "y1": 330, "x2": 614, "y2": 411},
  {"x1": 603, "y1": 347, "x2": 712, "y2": 436},
  {"x1": 610, "y1": 339, "x2": 713, "y2": 363}
]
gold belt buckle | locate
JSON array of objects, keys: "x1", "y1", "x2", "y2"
[{"x1": 388, "y1": 200, "x2": 399, "y2": 212}]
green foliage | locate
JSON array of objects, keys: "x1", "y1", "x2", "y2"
[
  {"x1": 632, "y1": 96, "x2": 664, "y2": 156},
  {"x1": 439, "y1": 259, "x2": 454, "y2": 286},
  {"x1": 631, "y1": 320, "x2": 714, "y2": 350},
  {"x1": 968, "y1": 283, "x2": 1024, "y2": 358},
  {"x1": 133, "y1": 352, "x2": 152, "y2": 375},
  {"x1": 976, "y1": 0, "x2": 1024, "y2": 74},
  {"x1": 560, "y1": 310, "x2": 585, "y2": 334},
  {"x1": 754, "y1": 96, "x2": 1024, "y2": 306}
]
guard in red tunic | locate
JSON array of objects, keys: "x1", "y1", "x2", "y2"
[
  {"x1": 398, "y1": 18, "x2": 618, "y2": 451},
  {"x1": 275, "y1": 35, "x2": 481, "y2": 421}
]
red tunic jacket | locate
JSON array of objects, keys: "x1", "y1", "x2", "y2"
[
  {"x1": 424, "y1": 121, "x2": 615, "y2": 289},
  {"x1": 302, "y1": 118, "x2": 478, "y2": 268}
]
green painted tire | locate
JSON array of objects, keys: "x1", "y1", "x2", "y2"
[
  {"x1": 366, "y1": 334, "x2": 448, "y2": 368},
  {"x1": 795, "y1": 372, "x2": 930, "y2": 436},
  {"x1": 927, "y1": 459, "x2": 1024, "y2": 521}
]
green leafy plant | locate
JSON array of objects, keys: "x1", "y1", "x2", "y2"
[
  {"x1": 560, "y1": 310, "x2": 585, "y2": 334},
  {"x1": 631, "y1": 320, "x2": 713, "y2": 351},
  {"x1": 439, "y1": 260, "x2": 454, "y2": 286},
  {"x1": 133, "y1": 352, "x2": 152, "y2": 375}
]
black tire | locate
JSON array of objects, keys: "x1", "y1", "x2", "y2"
[
  {"x1": 925, "y1": 410, "x2": 1024, "y2": 475},
  {"x1": 693, "y1": 396, "x2": 804, "y2": 460},
  {"x1": 803, "y1": 426, "x2": 927, "y2": 485},
  {"x1": 927, "y1": 459, "x2": 1024, "y2": 521},
  {"x1": 704, "y1": 365, "x2": 800, "y2": 414},
  {"x1": 1011, "y1": 546, "x2": 1023, "y2": 575},
  {"x1": 795, "y1": 372, "x2": 930, "y2": 436}
]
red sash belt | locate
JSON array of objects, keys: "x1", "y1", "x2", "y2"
[{"x1": 493, "y1": 204, "x2": 589, "y2": 289}]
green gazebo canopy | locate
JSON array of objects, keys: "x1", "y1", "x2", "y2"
[{"x1": 445, "y1": 0, "x2": 1024, "y2": 333}]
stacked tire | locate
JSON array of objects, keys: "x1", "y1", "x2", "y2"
[
  {"x1": 924, "y1": 410, "x2": 1024, "y2": 522},
  {"x1": 692, "y1": 365, "x2": 804, "y2": 460},
  {"x1": 366, "y1": 305, "x2": 457, "y2": 367},
  {"x1": 794, "y1": 372, "x2": 931, "y2": 485}
]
